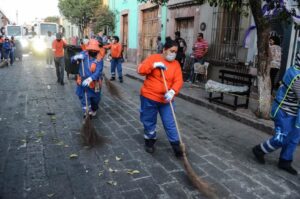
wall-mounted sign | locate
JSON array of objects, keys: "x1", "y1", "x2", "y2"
[{"x1": 200, "y1": 22, "x2": 206, "y2": 31}]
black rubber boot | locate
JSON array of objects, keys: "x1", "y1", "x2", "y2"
[
  {"x1": 170, "y1": 142, "x2": 183, "y2": 158},
  {"x1": 119, "y1": 77, "x2": 123, "y2": 83},
  {"x1": 252, "y1": 145, "x2": 265, "y2": 164},
  {"x1": 144, "y1": 139, "x2": 156, "y2": 154},
  {"x1": 110, "y1": 77, "x2": 115, "y2": 81},
  {"x1": 278, "y1": 159, "x2": 298, "y2": 175}
]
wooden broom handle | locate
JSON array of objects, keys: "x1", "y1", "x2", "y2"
[{"x1": 160, "y1": 69, "x2": 183, "y2": 144}]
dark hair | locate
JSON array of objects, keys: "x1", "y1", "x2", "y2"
[
  {"x1": 113, "y1": 36, "x2": 119, "y2": 42},
  {"x1": 157, "y1": 36, "x2": 161, "y2": 41},
  {"x1": 270, "y1": 36, "x2": 280, "y2": 46},
  {"x1": 198, "y1": 33, "x2": 204, "y2": 38},
  {"x1": 163, "y1": 39, "x2": 178, "y2": 50},
  {"x1": 175, "y1": 31, "x2": 180, "y2": 37},
  {"x1": 165, "y1": 36, "x2": 172, "y2": 43}
]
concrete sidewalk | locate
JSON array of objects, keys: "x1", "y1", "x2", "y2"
[{"x1": 116, "y1": 61, "x2": 274, "y2": 135}]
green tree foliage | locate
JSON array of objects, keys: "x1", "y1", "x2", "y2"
[
  {"x1": 92, "y1": 5, "x2": 116, "y2": 34},
  {"x1": 58, "y1": 0, "x2": 101, "y2": 36},
  {"x1": 44, "y1": 16, "x2": 60, "y2": 24}
]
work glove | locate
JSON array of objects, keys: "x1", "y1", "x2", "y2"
[
  {"x1": 82, "y1": 77, "x2": 93, "y2": 87},
  {"x1": 153, "y1": 62, "x2": 166, "y2": 70},
  {"x1": 164, "y1": 89, "x2": 175, "y2": 102},
  {"x1": 74, "y1": 54, "x2": 84, "y2": 60}
]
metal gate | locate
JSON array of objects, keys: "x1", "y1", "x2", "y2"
[
  {"x1": 209, "y1": 7, "x2": 242, "y2": 63},
  {"x1": 142, "y1": 6, "x2": 159, "y2": 60},
  {"x1": 122, "y1": 14, "x2": 128, "y2": 59},
  {"x1": 176, "y1": 17, "x2": 194, "y2": 55}
]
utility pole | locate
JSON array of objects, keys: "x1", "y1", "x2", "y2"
[{"x1": 16, "y1": 10, "x2": 18, "y2": 24}]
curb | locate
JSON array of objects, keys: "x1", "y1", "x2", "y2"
[{"x1": 125, "y1": 73, "x2": 274, "y2": 135}]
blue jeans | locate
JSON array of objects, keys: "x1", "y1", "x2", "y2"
[
  {"x1": 260, "y1": 109, "x2": 300, "y2": 160},
  {"x1": 111, "y1": 58, "x2": 122, "y2": 79},
  {"x1": 140, "y1": 96, "x2": 179, "y2": 143},
  {"x1": 189, "y1": 57, "x2": 205, "y2": 82},
  {"x1": 79, "y1": 89, "x2": 102, "y2": 113}
]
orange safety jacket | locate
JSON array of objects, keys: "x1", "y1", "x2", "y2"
[
  {"x1": 103, "y1": 43, "x2": 122, "y2": 58},
  {"x1": 137, "y1": 54, "x2": 183, "y2": 103}
]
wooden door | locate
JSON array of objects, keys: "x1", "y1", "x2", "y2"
[
  {"x1": 176, "y1": 18, "x2": 194, "y2": 55},
  {"x1": 142, "y1": 7, "x2": 159, "y2": 61},
  {"x1": 122, "y1": 14, "x2": 128, "y2": 59}
]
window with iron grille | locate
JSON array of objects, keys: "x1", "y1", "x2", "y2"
[{"x1": 209, "y1": 6, "x2": 242, "y2": 63}]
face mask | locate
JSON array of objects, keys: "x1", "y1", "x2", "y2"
[
  {"x1": 166, "y1": 52, "x2": 176, "y2": 62},
  {"x1": 89, "y1": 51, "x2": 98, "y2": 57}
]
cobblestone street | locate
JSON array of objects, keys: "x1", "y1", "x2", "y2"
[{"x1": 0, "y1": 56, "x2": 300, "y2": 199}]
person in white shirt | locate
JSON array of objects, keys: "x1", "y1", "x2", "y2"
[{"x1": 45, "y1": 31, "x2": 56, "y2": 67}]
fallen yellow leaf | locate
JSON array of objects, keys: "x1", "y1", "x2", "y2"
[
  {"x1": 104, "y1": 159, "x2": 109, "y2": 164},
  {"x1": 47, "y1": 193, "x2": 55, "y2": 198},
  {"x1": 126, "y1": 169, "x2": 140, "y2": 175},
  {"x1": 107, "y1": 181, "x2": 117, "y2": 186},
  {"x1": 98, "y1": 171, "x2": 104, "y2": 176},
  {"x1": 115, "y1": 156, "x2": 122, "y2": 161},
  {"x1": 69, "y1": 154, "x2": 78, "y2": 159}
]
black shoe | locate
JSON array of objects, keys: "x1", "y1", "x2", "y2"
[
  {"x1": 119, "y1": 78, "x2": 123, "y2": 83},
  {"x1": 252, "y1": 145, "x2": 265, "y2": 164},
  {"x1": 61, "y1": 82, "x2": 64, "y2": 85},
  {"x1": 144, "y1": 139, "x2": 156, "y2": 153},
  {"x1": 278, "y1": 159, "x2": 298, "y2": 175},
  {"x1": 170, "y1": 142, "x2": 183, "y2": 158},
  {"x1": 110, "y1": 77, "x2": 115, "y2": 81}
]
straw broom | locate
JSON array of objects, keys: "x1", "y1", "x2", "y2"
[
  {"x1": 102, "y1": 73, "x2": 122, "y2": 99},
  {"x1": 161, "y1": 69, "x2": 217, "y2": 199}
]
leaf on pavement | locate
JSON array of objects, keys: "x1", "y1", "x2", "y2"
[
  {"x1": 107, "y1": 181, "x2": 117, "y2": 186},
  {"x1": 98, "y1": 171, "x2": 104, "y2": 177},
  {"x1": 126, "y1": 169, "x2": 140, "y2": 175},
  {"x1": 104, "y1": 159, "x2": 109, "y2": 164},
  {"x1": 69, "y1": 154, "x2": 78, "y2": 159},
  {"x1": 21, "y1": 139, "x2": 27, "y2": 143},
  {"x1": 115, "y1": 156, "x2": 122, "y2": 161},
  {"x1": 108, "y1": 168, "x2": 118, "y2": 173},
  {"x1": 64, "y1": 144, "x2": 69, "y2": 148},
  {"x1": 55, "y1": 141, "x2": 64, "y2": 146},
  {"x1": 36, "y1": 131, "x2": 45, "y2": 138},
  {"x1": 51, "y1": 116, "x2": 56, "y2": 120},
  {"x1": 47, "y1": 193, "x2": 55, "y2": 198}
]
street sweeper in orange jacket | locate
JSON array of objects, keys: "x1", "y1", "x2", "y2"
[
  {"x1": 137, "y1": 39, "x2": 184, "y2": 157},
  {"x1": 72, "y1": 39, "x2": 104, "y2": 117}
]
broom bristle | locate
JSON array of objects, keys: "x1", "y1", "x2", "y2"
[
  {"x1": 81, "y1": 115, "x2": 105, "y2": 146},
  {"x1": 103, "y1": 74, "x2": 122, "y2": 98},
  {"x1": 0, "y1": 60, "x2": 8, "y2": 68},
  {"x1": 181, "y1": 144, "x2": 218, "y2": 199}
]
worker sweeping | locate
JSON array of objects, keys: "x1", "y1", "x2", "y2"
[
  {"x1": 137, "y1": 39, "x2": 184, "y2": 157},
  {"x1": 252, "y1": 52, "x2": 300, "y2": 175},
  {"x1": 72, "y1": 39, "x2": 104, "y2": 117}
]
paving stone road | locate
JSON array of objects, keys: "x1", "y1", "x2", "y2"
[{"x1": 0, "y1": 56, "x2": 300, "y2": 199}]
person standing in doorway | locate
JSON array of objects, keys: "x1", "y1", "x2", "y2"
[
  {"x1": 104, "y1": 36, "x2": 123, "y2": 83},
  {"x1": 45, "y1": 31, "x2": 55, "y2": 67},
  {"x1": 174, "y1": 31, "x2": 187, "y2": 69},
  {"x1": 156, "y1": 36, "x2": 163, "y2": 53},
  {"x1": 52, "y1": 33, "x2": 67, "y2": 85},
  {"x1": 137, "y1": 39, "x2": 184, "y2": 157},
  {"x1": 269, "y1": 35, "x2": 282, "y2": 94}
]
